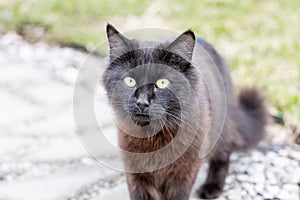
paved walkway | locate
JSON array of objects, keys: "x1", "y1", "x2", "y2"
[{"x1": 0, "y1": 33, "x2": 299, "y2": 200}]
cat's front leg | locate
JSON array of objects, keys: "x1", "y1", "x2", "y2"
[
  {"x1": 126, "y1": 173, "x2": 164, "y2": 200},
  {"x1": 162, "y1": 167, "x2": 199, "y2": 200},
  {"x1": 197, "y1": 151, "x2": 231, "y2": 199}
]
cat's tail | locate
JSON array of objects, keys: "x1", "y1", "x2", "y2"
[{"x1": 233, "y1": 87, "x2": 269, "y2": 150}]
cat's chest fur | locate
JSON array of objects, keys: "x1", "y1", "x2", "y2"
[{"x1": 119, "y1": 127, "x2": 176, "y2": 153}]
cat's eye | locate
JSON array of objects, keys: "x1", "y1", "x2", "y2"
[
  {"x1": 124, "y1": 77, "x2": 136, "y2": 87},
  {"x1": 155, "y1": 78, "x2": 170, "y2": 89}
]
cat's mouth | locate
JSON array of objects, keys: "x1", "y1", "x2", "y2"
[{"x1": 131, "y1": 113, "x2": 151, "y2": 126}]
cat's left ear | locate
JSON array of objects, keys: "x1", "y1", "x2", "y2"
[
  {"x1": 167, "y1": 30, "x2": 195, "y2": 61},
  {"x1": 106, "y1": 23, "x2": 132, "y2": 61}
]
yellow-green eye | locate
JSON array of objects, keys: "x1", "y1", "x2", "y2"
[
  {"x1": 124, "y1": 77, "x2": 136, "y2": 87},
  {"x1": 156, "y1": 78, "x2": 170, "y2": 89}
]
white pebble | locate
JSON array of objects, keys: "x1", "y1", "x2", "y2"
[
  {"x1": 227, "y1": 188, "x2": 243, "y2": 199},
  {"x1": 289, "y1": 151, "x2": 300, "y2": 161},
  {"x1": 277, "y1": 190, "x2": 293, "y2": 199},
  {"x1": 272, "y1": 156, "x2": 292, "y2": 168},
  {"x1": 252, "y1": 171, "x2": 265, "y2": 184},
  {"x1": 251, "y1": 151, "x2": 264, "y2": 162},
  {"x1": 282, "y1": 183, "x2": 298, "y2": 192},
  {"x1": 266, "y1": 185, "x2": 279, "y2": 196},
  {"x1": 237, "y1": 174, "x2": 252, "y2": 182},
  {"x1": 243, "y1": 183, "x2": 255, "y2": 196},
  {"x1": 266, "y1": 171, "x2": 278, "y2": 185},
  {"x1": 255, "y1": 183, "x2": 264, "y2": 193}
]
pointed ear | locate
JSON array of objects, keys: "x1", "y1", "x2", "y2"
[
  {"x1": 106, "y1": 24, "x2": 131, "y2": 60},
  {"x1": 167, "y1": 30, "x2": 195, "y2": 61}
]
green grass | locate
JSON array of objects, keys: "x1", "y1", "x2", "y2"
[
  {"x1": 0, "y1": 0, "x2": 151, "y2": 44},
  {"x1": 1, "y1": 0, "x2": 299, "y2": 122}
]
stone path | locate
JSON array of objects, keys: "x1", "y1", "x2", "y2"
[{"x1": 0, "y1": 33, "x2": 299, "y2": 200}]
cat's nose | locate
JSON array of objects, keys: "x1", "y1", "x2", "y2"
[{"x1": 136, "y1": 94, "x2": 149, "y2": 111}]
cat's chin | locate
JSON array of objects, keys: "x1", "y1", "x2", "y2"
[
  {"x1": 135, "y1": 121, "x2": 150, "y2": 127},
  {"x1": 131, "y1": 114, "x2": 151, "y2": 127}
]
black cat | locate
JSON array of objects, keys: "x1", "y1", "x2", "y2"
[{"x1": 102, "y1": 24, "x2": 268, "y2": 200}]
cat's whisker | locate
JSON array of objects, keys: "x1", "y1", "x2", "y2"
[
  {"x1": 166, "y1": 111, "x2": 195, "y2": 124},
  {"x1": 158, "y1": 117, "x2": 174, "y2": 140},
  {"x1": 168, "y1": 112, "x2": 204, "y2": 132},
  {"x1": 165, "y1": 111, "x2": 199, "y2": 132}
]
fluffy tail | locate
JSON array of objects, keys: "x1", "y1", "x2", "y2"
[{"x1": 234, "y1": 88, "x2": 269, "y2": 150}]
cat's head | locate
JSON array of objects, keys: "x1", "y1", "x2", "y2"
[{"x1": 102, "y1": 24, "x2": 199, "y2": 133}]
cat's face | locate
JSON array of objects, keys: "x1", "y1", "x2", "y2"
[{"x1": 103, "y1": 24, "x2": 198, "y2": 131}]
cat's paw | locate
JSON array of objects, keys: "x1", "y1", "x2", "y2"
[{"x1": 197, "y1": 183, "x2": 223, "y2": 199}]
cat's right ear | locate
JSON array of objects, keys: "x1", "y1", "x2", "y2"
[
  {"x1": 167, "y1": 30, "x2": 195, "y2": 62},
  {"x1": 106, "y1": 24, "x2": 131, "y2": 61}
]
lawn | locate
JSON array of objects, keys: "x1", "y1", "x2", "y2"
[{"x1": 0, "y1": 0, "x2": 299, "y2": 122}]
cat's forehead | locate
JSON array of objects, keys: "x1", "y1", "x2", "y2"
[
  {"x1": 126, "y1": 64, "x2": 184, "y2": 85},
  {"x1": 127, "y1": 64, "x2": 169, "y2": 77},
  {"x1": 129, "y1": 41, "x2": 169, "y2": 66},
  {"x1": 138, "y1": 40, "x2": 160, "y2": 48},
  {"x1": 127, "y1": 41, "x2": 182, "y2": 82},
  {"x1": 134, "y1": 39, "x2": 167, "y2": 53}
]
